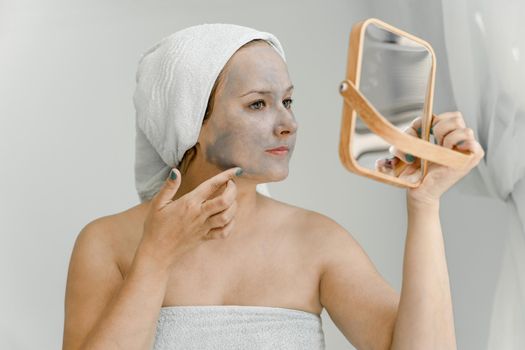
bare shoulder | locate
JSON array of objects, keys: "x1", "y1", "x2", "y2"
[
  {"x1": 73, "y1": 206, "x2": 143, "y2": 277},
  {"x1": 298, "y1": 209, "x2": 364, "y2": 266},
  {"x1": 285, "y1": 204, "x2": 380, "y2": 280},
  {"x1": 68, "y1": 210, "x2": 131, "y2": 286},
  {"x1": 265, "y1": 199, "x2": 399, "y2": 348},
  {"x1": 263, "y1": 194, "x2": 350, "y2": 233},
  {"x1": 63, "y1": 211, "x2": 128, "y2": 348},
  {"x1": 260, "y1": 195, "x2": 358, "y2": 254}
]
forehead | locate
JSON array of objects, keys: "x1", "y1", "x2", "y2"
[{"x1": 221, "y1": 41, "x2": 291, "y2": 91}]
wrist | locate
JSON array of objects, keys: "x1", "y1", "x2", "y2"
[
  {"x1": 131, "y1": 243, "x2": 172, "y2": 281},
  {"x1": 406, "y1": 193, "x2": 440, "y2": 212}
]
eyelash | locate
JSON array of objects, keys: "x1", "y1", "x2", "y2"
[{"x1": 249, "y1": 98, "x2": 293, "y2": 110}]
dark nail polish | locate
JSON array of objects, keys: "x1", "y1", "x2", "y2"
[
  {"x1": 430, "y1": 126, "x2": 434, "y2": 135},
  {"x1": 417, "y1": 127, "x2": 422, "y2": 137},
  {"x1": 235, "y1": 168, "x2": 244, "y2": 176},
  {"x1": 405, "y1": 153, "x2": 415, "y2": 162},
  {"x1": 169, "y1": 169, "x2": 177, "y2": 180},
  {"x1": 456, "y1": 140, "x2": 465, "y2": 146}
]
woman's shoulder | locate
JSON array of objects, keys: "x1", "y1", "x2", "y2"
[
  {"x1": 82, "y1": 203, "x2": 145, "y2": 238},
  {"x1": 74, "y1": 203, "x2": 147, "y2": 273},
  {"x1": 262, "y1": 196, "x2": 358, "y2": 272},
  {"x1": 261, "y1": 195, "x2": 350, "y2": 240}
]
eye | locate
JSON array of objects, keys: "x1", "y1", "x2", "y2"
[
  {"x1": 249, "y1": 100, "x2": 266, "y2": 110},
  {"x1": 283, "y1": 98, "x2": 293, "y2": 109}
]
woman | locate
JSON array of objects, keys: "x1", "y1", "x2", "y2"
[{"x1": 62, "y1": 23, "x2": 484, "y2": 349}]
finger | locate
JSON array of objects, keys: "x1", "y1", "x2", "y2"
[
  {"x1": 455, "y1": 139, "x2": 485, "y2": 162},
  {"x1": 203, "y1": 199, "x2": 237, "y2": 231},
  {"x1": 201, "y1": 179, "x2": 237, "y2": 217},
  {"x1": 433, "y1": 111, "x2": 467, "y2": 122},
  {"x1": 203, "y1": 217, "x2": 236, "y2": 240},
  {"x1": 192, "y1": 167, "x2": 241, "y2": 201},
  {"x1": 442, "y1": 127, "x2": 475, "y2": 150},
  {"x1": 400, "y1": 161, "x2": 420, "y2": 175},
  {"x1": 409, "y1": 116, "x2": 423, "y2": 137},
  {"x1": 432, "y1": 112, "x2": 466, "y2": 146},
  {"x1": 152, "y1": 168, "x2": 182, "y2": 209},
  {"x1": 398, "y1": 163, "x2": 421, "y2": 182}
]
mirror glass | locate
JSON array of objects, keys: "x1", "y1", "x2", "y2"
[{"x1": 351, "y1": 22, "x2": 434, "y2": 183}]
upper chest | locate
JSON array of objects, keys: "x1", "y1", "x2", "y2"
[
  {"x1": 164, "y1": 230, "x2": 323, "y2": 314},
  {"x1": 115, "y1": 211, "x2": 324, "y2": 313}
]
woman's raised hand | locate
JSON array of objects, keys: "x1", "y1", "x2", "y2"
[
  {"x1": 381, "y1": 111, "x2": 484, "y2": 204},
  {"x1": 138, "y1": 167, "x2": 242, "y2": 271},
  {"x1": 376, "y1": 112, "x2": 485, "y2": 203},
  {"x1": 409, "y1": 112, "x2": 484, "y2": 204}
]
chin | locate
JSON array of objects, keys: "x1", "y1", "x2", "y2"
[
  {"x1": 238, "y1": 166, "x2": 288, "y2": 183},
  {"x1": 261, "y1": 167, "x2": 289, "y2": 182}
]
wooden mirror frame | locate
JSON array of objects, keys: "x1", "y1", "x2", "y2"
[{"x1": 338, "y1": 18, "x2": 474, "y2": 188}]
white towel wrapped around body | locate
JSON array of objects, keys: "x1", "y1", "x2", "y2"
[
  {"x1": 154, "y1": 305, "x2": 325, "y2": 350},
  {"x1": 133, "y1": 23, "x2": 285, "y2": 202}
]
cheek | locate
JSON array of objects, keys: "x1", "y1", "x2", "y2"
[
  {"x1": 204, "y1": 130, "x2": 251, "y2": 169},
  {"x1": 204, "y1": 123, "x2": 272, "y2": 172}
]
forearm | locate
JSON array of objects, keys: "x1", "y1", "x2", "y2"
[
  {"x1": 80, "y1": 247, "x2": 171, "y2": 350},
  {"x1": 390, "y1": 197, "x2": 457, "y2": 350}
]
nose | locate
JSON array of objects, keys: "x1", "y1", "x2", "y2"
[{"x1": 274, "y1": 108, "x2": 298, "y2": 137}]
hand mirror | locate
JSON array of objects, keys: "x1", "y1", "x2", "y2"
[{"x1": 338, "y1": 18, "x2": 473, "y2": 188}]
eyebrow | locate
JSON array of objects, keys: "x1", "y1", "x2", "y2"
[{"x1": 239, "y1": 85, "x2": 294, "y2": 97}]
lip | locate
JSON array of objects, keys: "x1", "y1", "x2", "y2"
[
  {"x1": 266, "y1": 147, "x2": 289, "y2": 156},
  {"x1": 266, "y1": 146, "x2": 289, "y2": 152}
]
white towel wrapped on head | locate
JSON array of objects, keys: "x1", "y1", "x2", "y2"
[{"x1": 133, "y1": 23, "x2": 286, "y2": 202}]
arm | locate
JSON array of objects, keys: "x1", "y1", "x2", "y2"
[
  {"x1": 62, "y1": 220, "x2": 171, "y2": 350},
  {"x1": 318, "y1": 215, "x2": 399, "y2": 350},
  {"x1": 319, "y1": 197, "x2": 456, "y2": 350},
  {"x1": 63, "y1": 166, "x2": 241, "y2": 350},
  {"x1": 390, "y1": 111, "x2": 484, "y2": 348},
  {"x1": 321, "y1": 111, "x2": 482, "y2": 349},
  {"x1": 390, "y1": 197, "x2": 456, "y2": 349}
]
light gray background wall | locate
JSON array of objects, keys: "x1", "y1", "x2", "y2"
[{"x1": 0, "y1": 1, "x2": 508, "y2": 349}]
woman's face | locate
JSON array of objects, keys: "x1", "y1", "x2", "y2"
[{"x1": 198, "y1": 41, "x2": 298, "y2": 183}]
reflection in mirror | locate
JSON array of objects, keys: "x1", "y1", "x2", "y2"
[{"x1": 352, "y1": 22, "x2": 433, "y2": 184}]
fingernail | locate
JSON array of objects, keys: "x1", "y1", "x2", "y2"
[
  {"x1": 430, "y1": 126, "x2": 434, "y2": 135},
  {"x1": 456, "y1": 140, "x2": 465, "y2": 146},
  {"x1": 169, "y1": 169, "x2": 177, "y2": 180},
  {"x1": 417, "y1": 127, "x2": 422, "y2": 137},
  {"x1": 235, "y1": 168, "x2": 243, "y2": 176},
  {"x1": 405, "y1": 153, "x2": 415, "y2": 162}
]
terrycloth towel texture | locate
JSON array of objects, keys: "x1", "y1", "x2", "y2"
[
  {"x1": 133, "y1": 23, "x2": 286, "y2": 203},
  {"x1": 153, "y1": 305, "x2": 325, "y2": 350}
]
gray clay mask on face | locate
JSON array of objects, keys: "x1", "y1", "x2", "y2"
[{"x1": 202, "y1": 42, "x2": 298, "y2": 182}]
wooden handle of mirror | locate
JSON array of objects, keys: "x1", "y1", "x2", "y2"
[{"x1": 339, "y1": 79, "x2": 474, "y2": 170}]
